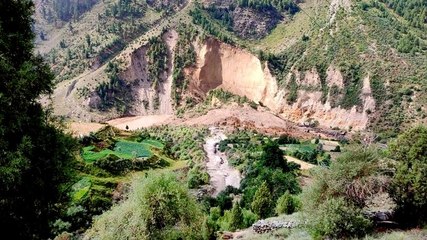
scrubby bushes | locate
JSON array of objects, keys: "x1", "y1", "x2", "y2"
[
  {"x1": 302, "y1": 148, "x2": 388, "y2": 239},
  {"x1": 275, "y1": 191, "x2": 300, "y2": 215},
  {"x1": 308, "y1": 197, "x2": 372, "y2": 239},
  {"x1": 84, "y1": 172, "x2": 205, "y2": 239},
  {"x1": 389, "y1": 126, "x2": 427, "y2": 227}
]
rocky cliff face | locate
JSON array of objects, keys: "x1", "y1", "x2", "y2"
[{"x1": 187, "y1": 38, "x2": 375, "y2": 130}]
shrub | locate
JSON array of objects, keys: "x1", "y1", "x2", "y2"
[
  {"x1": 187, "y1": 165, "x2": 210, "y2": 189},
  {"x1": 275, "y1": 191, "x2": 300, "y2": 215},
  {"x1": 301, "y1": 148, "x2": 387, "y2": 239},
  {"x1": 229, "y1": 202, "x2": 244, "y2": 231},
  {"x1": 251, "y1": 182, "x2": 273, "y2": 219},
  {"x1": 242, "y1": 209, "x2": 258, "y2": 227},
  {"x1": 306, "y1": 197, "x2": 372, "y2": 239},
  {"x1": 84, "y1": 172, "x2": 205, "y2": 239},
  {"x1": 389, "y1": 126, "x2": 427, "y2": 226}
]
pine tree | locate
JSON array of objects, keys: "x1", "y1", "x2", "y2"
[
  {"x1": 229, "y1": 202, "x2": 244, "y2": 231},
  {"x1": 251, "y1": 182, "x2": 273, "y2": 218}
]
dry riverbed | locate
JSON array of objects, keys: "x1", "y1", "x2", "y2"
[{"x1": 204, "y1": 127, "x2": 241, "y2": 196}]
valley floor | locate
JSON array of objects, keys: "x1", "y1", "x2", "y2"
[{"x1": 68, "y1": 105, "x2": 341, "y2": 141}]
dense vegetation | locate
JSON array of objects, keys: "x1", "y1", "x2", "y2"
[
  {"x1": 261, "y1": 0, "x2": 427, "y2": 136},
  {"x1": 302, "y1": 126, "x2": 427, "y2": 239},
  {"x1": 237, "y1": 0, "x2": 300, "y2": 14},
  {"x1": 389, "y1": 126, "x2": 427, "y2": 226},
  {"x1": 379, "y1": 0, "x2": 426, "y2": 29},
  {"x1": 51, "y1": 0, "x2": 99, "y2": 21},
  {"x1": 0, "y1": 1, "x2": 77, "y2": 238},
  {"x1": 147, "y1": 35, "x2": 169, "y2": 90},
  {"x1": 172, "y1": 25, "x2": 198, "y2": 106},
  {"x1": 95, "y1": 61, "x2": 133, "y2": 113},
  {"x1": 190, "y1": 4, "x2": 234, "y2": 43},
  {"x1": 200, "y1": 131, "x2": 303, "y2": 238}
]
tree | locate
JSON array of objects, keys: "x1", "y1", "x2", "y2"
[
  {"x1": 85, "y1": 172, "x2": 205, "y2": 239},
  {"x1": 0, "y1": 1, "x2": 77, "y2": 238},
  {"x1": 389, "y1": 126, "x2": 427, "y2": 226},
  {"x1": 259, "y1": 140, "x2": 288, "y2": 170},
  {"x1": 275, "y1": 191, "x2": 300, "y2": 215},
  {"x1": 229, "y1": 202, "x2": 244, "y2": 231},
  {"x1": 251, "y1": 182, "x2": 273, "y2": 218}
]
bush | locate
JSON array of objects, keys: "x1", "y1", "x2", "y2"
[
  {"x1": 307, "y1": 197, "x2": 372, "y2": 239},
  {"x1": 251, "y1": 182, "x2": 273, "y2": 218},
  {"x1": 275, "y1": 191, "x2": 300, "y2": 215},
  {"x1": 389, "y1": 126, "x2": 427, "y2": 226},
  {"x1": 229, "y1": 202, "x2": 244, "y2": 231},
  {"x1": 242, "y1": 209, "x2": 258, "y2": 227},
  {"x1": 187, "y1": 165, "x2": 210, "y2": 189},
  {"x1": 301, "y1": 148, "x2": 387, "y2": 239},
  {"x1": 84, "y1": 172, "x2": 205, "y2": 239}
]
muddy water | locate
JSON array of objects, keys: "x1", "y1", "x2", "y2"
[{"x1": 204, "y1": 127, "x2": 241, "y2": 196}]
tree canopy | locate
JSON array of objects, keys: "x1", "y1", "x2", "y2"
[{"x1": 0, "y1": 1, "x2": 77, "y2": 238}]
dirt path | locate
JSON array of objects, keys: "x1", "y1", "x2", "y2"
[{"x1": 204, "y1": 127, "x2": 241, "y2": 196}]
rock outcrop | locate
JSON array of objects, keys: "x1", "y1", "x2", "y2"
[{"x1": 188, "y1": 38, "x2": 375, "y2": 131}]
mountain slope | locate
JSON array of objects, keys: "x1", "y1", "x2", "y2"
[{"x1": 37, "y1": 0, "x2": 427, "y2": 137}]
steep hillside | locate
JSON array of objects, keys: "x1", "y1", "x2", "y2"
[{"x1": 39, "y1": 0, "x2": 427, "y2": 137}]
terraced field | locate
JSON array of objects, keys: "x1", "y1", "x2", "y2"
[{"x1": 82, "y1": 139, "x2": 164, "y2": 163}]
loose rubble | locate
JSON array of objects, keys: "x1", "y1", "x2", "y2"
[{"x1": 252, "y1": 219, "x2": 299, "y2": 234}]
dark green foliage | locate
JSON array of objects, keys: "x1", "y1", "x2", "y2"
[
  {"x1": 237, "y1": 0, "x2": 300, "y2": 14},
  {"x1": 205, "y1": 5, "x2": 234, "y2": 31},
  {"x1": 275, "y1": 191, "x2": 300, "y2": 215},
  {"x1": 188, "y1": 165, "x2": 210, "y2": 188},
  {"x1": 229, "y1": 202, "x2": 244, "y2": 231},
  {"x1": 52, "y1": 0, "x2": 99, "y2": 21},
  {"x1": 172, "y1": 25, "x2": 198, "y2": 105},
  {"x1": 218, "y1": 131, "x2": 300, "y2": 215},
  {"x1": 397, "y1": 33, "x2": 421, "y2": 54},
  {"x1": 389, "y1": 126, "x2": 427, "y2": 227},
  {"x1": 286, "y1": 73, "x2": 298, "y2": 104},
  {"x1": 190, "y1": 4, "x2": 234, "y2": 44},
  {"x1": 251, "y1": 182, "x2": 273, "y2": 218},
  {"x1": 370, "y1": 75, "x2": 387, "y2": 107},
  {"x1": 339, "y1": 63, "x2": 363, "y2": 109},
  {"x1": 147, "y1": 36, "x2": 168, "y2": 89},
  {"x1": 106, "y1": 0, "x2": 146, "y2": 19},
  {"x1": 85, "y1": 172, "x2": 205, "y2": 239},
  {"x1": 308, "y1": 197, "x2": 372, "y2": 239},
  {"x1": 259, "y1": 141, "x2": 290, "y2": 171},
  {"x1": 266, "y1": 41, "x2": 307, "y2": 85},
  {"x1": 94, "y1": 154, "x2": 169, "y2": 175},
  {"x1": 379, "y1": 0, "x2": 426, "y2": 29},
  {"x1": 95, "y1": 61, "x2": 133, "y2": 113},
  {"x1": 277, "y1": 135, "x2": 299, "y2": 145},
  {"x1": 0, "y1": 1, "x2": 77, "y2": 238}
]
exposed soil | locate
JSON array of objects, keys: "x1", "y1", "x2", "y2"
[
  {"x1": 106, "y1": 115, "x2": 174, "y2": 130},
  {"x1": 68, "y1": 122, "x2": 106, "y2": 136}
]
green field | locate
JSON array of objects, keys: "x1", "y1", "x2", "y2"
[
  {"x1": 71, "y1": 177, "x2": 91, "y2": 202},
  {"x1": 82, "y1": 139, "x2": 164, "y2": 163},
  {"x1": 282, "y1": 143, "x2": 317, "y2": 153}
]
